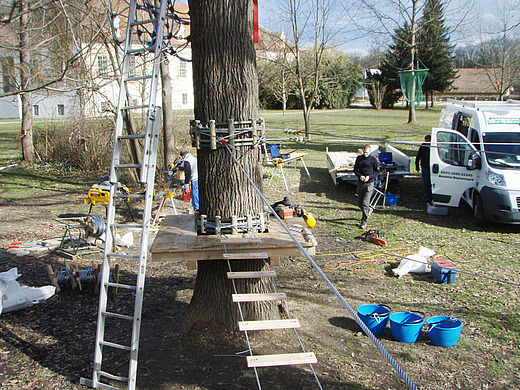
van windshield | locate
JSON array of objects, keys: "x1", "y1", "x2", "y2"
[{"x1": 483, "y1": 132, "x2": 520, "y2": 168}]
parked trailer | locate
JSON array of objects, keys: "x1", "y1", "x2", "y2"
[{"x1": 326, "y1": 144, "x2": 411, "y2": 185}]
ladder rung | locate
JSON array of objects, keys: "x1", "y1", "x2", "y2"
[
  {"x1": 227, "y1": 271, "x2": 276, "y2": 279},
  {"x1": 127, "y1": 47, "x2": 154, "y2": 55},
  {"x1": 107, "y1": 253, "x2": 140, "y2": 260},
  {"x1": 105, "y1": 282, "x2": 137, "y2": 291},
  {"x1": 223, "y1": 252, "x2": 268, "y2": 260},
  {"x1": 232, "y1": 293, "x2": 286, "y2": 302},
  {"x1": 99, "y1": 370, "x2": 129, "y2": 383},
  {"x1": 220, "y1": 238, "x2": 262, "y2": 245},
  {"x1": 125, "y1": 75, "x2": 153, "y2": 82},
  {"x1": 111, "y1": 224, "x2": 142, "y2": 229},
  {"x1": 79, "y1": 378, "x2": 121, "y2": 390},
  {"x1": 99, "y1": 340, "x2": 132, "y2": 351},
  {"x1": 131, "y1": 18, "x2": 158, "y2": 26},
  {"x1": 238, "y1": 319, "x2": 300, "y2": 331},
  {"x1": 114, "y1": 164, "x2": 142, "y2": 169},
  {"x1": 121, "y1": 104, "x2": 148, "y2": 110},
  {"x1": 118, "y1": 134, "x2": 146, "y2": 139},
  {"x1": 246, "y1": 353, "x2": 317, "y2": 368},
  {"x1": 113, "y1": 193, "x2": 144, "y2": 199},
  {"x1": 102, "y1": 311, "x2": 134, "y2": 321}
]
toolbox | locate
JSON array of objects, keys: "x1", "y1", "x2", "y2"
[{"x1": 431, "y1": 258, "x2": 457, "y2": 284}]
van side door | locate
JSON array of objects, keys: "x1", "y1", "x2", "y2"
[{"x1": 430, "y1": 128, "x2": 479, "y2": 207}]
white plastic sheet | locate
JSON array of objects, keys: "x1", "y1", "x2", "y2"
[
  {"x1": 0, "y1": 268, "x2": 56, "y2": 314},
  {"x1": 392, "y1": 246, "x2": 436, "y2": 278}
]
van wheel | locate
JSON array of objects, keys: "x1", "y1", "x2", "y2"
[{"x1": 474, "y1": 193, "x2": 486, "y2": 226}]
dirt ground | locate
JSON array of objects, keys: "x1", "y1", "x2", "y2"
[{"x1": 0, "y1": 183, "x2": 519, "y2": 390}]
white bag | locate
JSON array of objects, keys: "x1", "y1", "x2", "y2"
[
  {"x1": 0, "y1": 268, "x2": 56, "y2": 314},
  {"x1": 393, "y1": 246, "x2": 435, "y2": 278}
]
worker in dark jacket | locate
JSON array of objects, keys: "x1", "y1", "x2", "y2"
[
  {"x1": 415, "y1": 135, "x2": 432, "y2": 205},
  {"x1": 354, "y1": 144, "x2": 380, "y2": 230},
  {"x1": 180, "y1": 149, "x2": 199, "y2": 212}
]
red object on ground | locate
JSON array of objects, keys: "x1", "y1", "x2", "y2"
[{"x1": 182, "y1": 187, "x2": 191, "y2": 202}]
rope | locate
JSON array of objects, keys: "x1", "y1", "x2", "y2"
[{"x1": 223, "y1": 143, "x2": 419, "y2": 390}]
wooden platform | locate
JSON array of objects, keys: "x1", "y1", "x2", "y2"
[{"x1": 149, "y1": 214, "x2": 317, "y2": 264}]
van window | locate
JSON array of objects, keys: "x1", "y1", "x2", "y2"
[
  {"x1": 452, "y1": 112, "x2": 471, "y2": 138},
  {"x1": 483, "y1": 132, "x2": 520, "y2": 168},
  {"x1": 437, "y1": 131, "x2": 473, "y2": 167},
  {"x1": 469, "y1": 128, "x2": 480, "y2": 150}
]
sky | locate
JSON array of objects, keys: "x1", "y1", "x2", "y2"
[{"x1": 257, "y1": 0, "x2": 516, "y2": 56}]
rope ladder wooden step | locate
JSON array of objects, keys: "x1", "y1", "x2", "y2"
[{"x1": 225, "y1": 248, "x2": 317, "y2": 383}]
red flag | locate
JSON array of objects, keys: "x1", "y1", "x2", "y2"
[{"x1": 253, "y1": 0, "x2": 259, "y2": 43}]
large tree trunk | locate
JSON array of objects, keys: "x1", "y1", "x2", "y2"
[
  {"x1": 160, "y1": 52, "x2": 175, "y2": 169},
  {"x1": 183, "y1": 0, "x2": 279, "y2": 331},
  {"x1": 19, "y1": 0, "x2": 35, "y2": 164}
]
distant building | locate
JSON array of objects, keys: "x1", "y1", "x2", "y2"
[
  {"x1": 0, "y1": 2, "x2": 281, "y2": 120},
  {"x1": 441, "y1": 68, "x2": 514, "y2": 100}
]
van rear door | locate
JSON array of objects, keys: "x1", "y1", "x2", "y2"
[{"x1": 430, "y1": 128, "x2": 479, "y2": 207}]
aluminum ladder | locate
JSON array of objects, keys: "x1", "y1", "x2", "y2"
[{"x1": 80, "y1": 0, "x2": 168, "y2": 388}]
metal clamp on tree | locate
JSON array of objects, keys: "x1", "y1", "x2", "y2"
[
  {"x1": 190, "y1": 118, "x2": 265, "y2": 149},
  {"x1": 197, "y1": 213, "x2": 269, "y2": 235}
]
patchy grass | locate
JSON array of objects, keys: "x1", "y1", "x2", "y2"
[
  {"x1": 260, "y1": 105, "x2": 520, "y2": 388},
  {"x1": 0, "y1": 106, "x2": 519, "y2": 389}
]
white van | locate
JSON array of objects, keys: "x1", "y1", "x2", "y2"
[{"x1": 430, "y1": 99, "x2": 520, "y2": 224}]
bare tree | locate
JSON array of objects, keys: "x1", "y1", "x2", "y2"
[
  {"x1": 0, "y1": 0, "x2": 109, "y2": 163},
  {"x1": 476, "y1": 0, "x2": 520, "y2": 100},
  {"x1": 355, "y1": 0, "x2": 473, "y2": 122},
  {"x1": 265, "y1": 0, "x2": 348, "y2": 137}
]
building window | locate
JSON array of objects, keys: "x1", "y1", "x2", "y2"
[
  {"x1": 33, "y1": 105, "x2": 39, "y2": 116},
  {"x1": 57, "y1": 104, "x2": 65, "y2": 116},
  {"x1": 178, "y1": 61, "x2": 187, "y2": 78},
  {"x1": 182, "y1": 93, "x2": 188, "y2": 105},
  {"x1": 98, "y1": 55, "x2": 109, "y2": 77}
]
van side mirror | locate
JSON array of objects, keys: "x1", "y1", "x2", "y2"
[{"x1": 466, "y1": 151, "x2": 481, "y2": 170}]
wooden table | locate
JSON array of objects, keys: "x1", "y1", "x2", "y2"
[{"x1": 149, "y1": 214, "x2": 317, "y2": 269}]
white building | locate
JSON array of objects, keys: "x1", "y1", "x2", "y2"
[{"x1": 0, "y1": 2, "x2": 281, "y2": 120}]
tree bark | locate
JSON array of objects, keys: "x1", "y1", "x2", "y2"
[
  {"x1": 160, "y1": 52, "x2": 175, "y2": 169},
  {"x1": 19, "y1": 0, "x2": 35, "y2": 164},
  {"x1": 183, "y1": 0, "x2": 278, "y2": 331}
]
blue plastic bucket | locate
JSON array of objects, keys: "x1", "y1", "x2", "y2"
[
  {"x1": 389, "y1": 311, "x2": 425, "y2": 343},
  {"x1": 357, "y1": 304, "x2": 391, "y2": 335},
  {"x1": 427, "y1": 316, "x2": 463, "y2": 347},
  {"x1": 385, "y1": 193, "x2": 400, "y2": 206}
]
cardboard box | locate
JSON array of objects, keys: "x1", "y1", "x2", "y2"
[{"x1": 278, "y1": 206, "x2": 294, "y2": 219}]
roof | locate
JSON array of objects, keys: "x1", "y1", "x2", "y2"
[{"x1": 447, "y1": 68, "x2": 502, "y2": 94}]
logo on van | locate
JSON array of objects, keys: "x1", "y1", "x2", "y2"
[{"x1": 487, "y1": 116, "x2": 520, "y2": 125}]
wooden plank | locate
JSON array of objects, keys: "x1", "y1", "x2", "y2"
[
  {"x1": 227, "y1": 271, "x2": 276, "y2": 279},
  {"x1": 219, "y1": 237, "x2": 262, "y2": 245},
  {"x1": 270, "y1": 257, "x2": 280, "y2": 266},
  {"x1": 246, "y1": 353, "x2": 317, "y2": 368},
  {"x1": 232, "y1": 293, "x2": 286, "y2": 302},
  {"x1": 223, "y1": 252, "x2": 268, "y2": 260},
  {"x1": 149, "y1": 214, "x2": 317, "y2": 262},
  {"x1": 238, "y1": 319, "x2": 300, "y2": 331}
]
